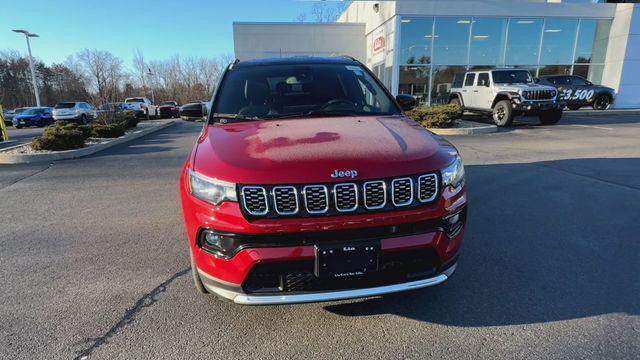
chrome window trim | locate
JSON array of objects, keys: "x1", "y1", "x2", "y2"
[
  {"x1": 240, "y1": 186, "x2": 269, "y2": 216},
  {"x1": 272, "y1": 186, "x2": 299, "y2": 215},
  {"x1": 391, "y1": 177, "x2": 414, "y2": 207},
  {"x1": 303, "y1": 185, "x2": 329, "y2": 214},
  {"x1": 333, "y1": 183, "x2": 358, "y2": 212},
  {"x1": 417, "y1": 173, "x2": 439, "y2": 203},
  {"x1": 363, "y1": 180, "x2": 387, "y2": 210}
]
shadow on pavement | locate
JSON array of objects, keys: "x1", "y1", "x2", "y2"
[
  {"x1": 73, "y1": 268, "x2": 190, "y2": 360},
  {"x1": 324, "y1": 158, "x2": 640, "y2": 326}
]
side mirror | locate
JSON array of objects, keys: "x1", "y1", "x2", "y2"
[
  {"x1": 396, "y1": 94, "x2": 417, "y2": 111},
  {"x1": 180, "y1": 103, "x2": 204, "y2": 118}
]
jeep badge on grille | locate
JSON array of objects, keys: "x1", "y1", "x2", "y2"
[{"x1": 331, "y1": 170, "x2": 358, "y2": 178}]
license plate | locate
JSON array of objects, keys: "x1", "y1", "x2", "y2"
[{"x1": 315, "y1": 240, "x2": 379, "y2": 279}]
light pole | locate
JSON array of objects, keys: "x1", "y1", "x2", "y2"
[
  {"x1": 12, "y1": 29, "x2": 41, "y2": 107},
  {"x1": 146, "y1": 68, "x2": 155, "y2": 104}
]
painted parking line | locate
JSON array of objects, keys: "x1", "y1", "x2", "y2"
[{"x1": 568, "y1": 124, "x2": 614, "y2": 131}]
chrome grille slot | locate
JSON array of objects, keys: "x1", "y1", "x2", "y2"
[
  {"x1": 272, "y1": 186, "x2": 298, "y2": 215},
  {"x1": 241, "y1": 186, "x2": 268, "y2": 215},
  {"x1": 391, "y1": 178, "x2": 413, "y2": 206},
  {"x1": 418, "y1": 174, "x2": 438, "y2": 202},
  {"x1": 363, "y1": 181, "x2": 386, "y2": 210},
  {"x1": 334, "y1": 183, "x2": 358, "y2": 212},
  {"x1": 303, "y1": 185, "x2": 329, "y2": 214}
]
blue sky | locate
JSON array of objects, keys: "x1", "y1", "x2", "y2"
[{"x1": 0, "y1": 0, "x2": 320, "y2": 68}]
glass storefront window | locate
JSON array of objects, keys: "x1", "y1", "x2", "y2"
[
  {"x1": 399, "y1": 66, "x2": 430, "y2": 105},
  {"x1": 540, "y1": 19, "x2": 579, "y2": 64},
  {"x1": 469, "y1": 18, "x2": 508, "y2": 65},
  {"x1": 433, "y1": 17, "x2": 471, "y2": 65},
  {"x1": 430, "y1": 65, "x2": 466, "y2": 104},
  {"x1": 539, "y1": 65, "x2": 572, "y2": 77},
  {"x1": 575, "y1": 19, "x2": 611, "y2": 64},
  {"x1": 505, "y1": 18, "x2": 543, "y2": 65},
  {"x1": 573, "y1": 64, "x2": 604, "y2": 84},
  {"x1": 399, "y1": 17, "x2": 434, "y2": 65}
]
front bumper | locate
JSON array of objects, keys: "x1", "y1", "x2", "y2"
[
  {"x1": 53, "y1": 114, "x2": 81, "y2": 120},
  {"x1": 199, "y1": 262, "x2": 457, "y2": 305},
  {"x1": 514, "y1": 100, "x2": 565, "y2": 112}
]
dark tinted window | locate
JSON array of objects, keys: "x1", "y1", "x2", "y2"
[
  {"x1": 213, "y1": 63, "x2": 399, "y2": 119},
  {"x1": 478, "y1": 73, "x2": 490, "y2": 87},
  {"x1": 452, "y1": 72, "x2": 465, "y2": 88},
  {"x1": 55, "y1": 102, "x2": 76, "y2": 109},
  {"x1": 492, "y1": 70, "x2": 533, "y2": 84},
  {"x1": 126, "y1": 98, "x2": 145, "y2": 103},
  {"x1": 570, "y1": 76, "x2": 589, "y2": 86},
  {"x1": 464, "y1": 73, "x2": 476, "y2": 87}
]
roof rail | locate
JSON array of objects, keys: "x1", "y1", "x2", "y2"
[
  {"x1": 338, "y1": 55, "x2": 357, "y2": 62},
  {"x1": 229, "y1": 58, "x2": 240, "y2": 70}
]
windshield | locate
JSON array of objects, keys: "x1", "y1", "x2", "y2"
[
  {"x1": 23, "y1": 108, "x2": 43, "y2": 115},
  {"x1": 161, "y1": 101, "x2": 176, "y2": 105},
  {"x1": 212, "y1": 63, "x2": 399, "y2": 121},
  {"x1": 492, "y1": 70, "x2": 533, "y2": 84},
  {"x1": 125, "y1": 98, "x2": 144, "y2": 103},
  {"x1": 15, "y1": 108, "x2": 29, "y2": 113},
  {"x1": 55, "y1": 102, "x2": 76, "y2": 109}
]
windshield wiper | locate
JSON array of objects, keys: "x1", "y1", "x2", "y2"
[
  {"x1": 267, "y1": 109, "x2": 360, "y2": 120},
  {"x1": 212, "y1": 113, "x2": 261, "y2": 122}
]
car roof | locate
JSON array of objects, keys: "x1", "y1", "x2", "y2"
[{"x1": 232, "y1": 56, "x2": 359, "y2": 68}]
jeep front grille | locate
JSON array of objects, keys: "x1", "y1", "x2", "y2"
[
  {"x1": 240, "y1": 187, "x2": 268, "y2": 216},
  {"x1": 239, "y1": 172, "x2": 440, "y2": 218},
  {"x1": 522, "y1": 89, "x2": 556, "y2": 101}
]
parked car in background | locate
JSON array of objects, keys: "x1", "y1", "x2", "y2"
[
  {"x1": 158, "y1": 101, "x2": 180, "y2": 118},
  {"x1": 98, "y1": 102, "x2": 130, "y2": 114},
  {"x1": 4, "y1": 107, "x2": 31, "y2": 126},
  {"x1": 52, "y1": 102, "x2": 98, "y2": 124},
  {"x1": 179, "y1": 101, "x2": 208, "y2": 121},
  {"x1": 450, "y1": 68, "x2": 563, "y2": 126},
  {"x1": 536, "y1": 75, "x2": 615, "y2": 110},
  {"x1": 124, "y1": 97, "x2": 157, "y2": 119},
  {"x1": 13, "y1": 107, "x2": 54, "y2": 128},
  {"x1": 3, "y1": 108, "x2": 13, "y2": 126}
]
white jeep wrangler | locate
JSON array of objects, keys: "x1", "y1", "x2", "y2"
[{"x1": 449, "y1": 68, "x2": 564, "y2": 127}]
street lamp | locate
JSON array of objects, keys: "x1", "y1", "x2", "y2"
[
  {"x1": 146, "y1": 68, "x2": 155, "y2": 104},
  {"x1": 12, "y1": 29, "x2": 41, "y2": 107}
]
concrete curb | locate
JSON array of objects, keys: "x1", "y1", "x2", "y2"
[
  {"x1": 0, "y1": 120, "x2": 175, "y2": 164},
  {"x1": 429, "y1": 120, "x2": 497, "y2": 135}
]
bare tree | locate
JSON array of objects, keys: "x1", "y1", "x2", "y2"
[
  {"x1": 76, "y1": 48, "x2": 125, "y2": 104},
  {"x1": 296, "y1": 1, "x2": 349, "y2": 22}
]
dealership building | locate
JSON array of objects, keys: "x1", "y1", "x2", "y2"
[{"x1": 234, "y1": 0, "x2": 639, "y2": 108}]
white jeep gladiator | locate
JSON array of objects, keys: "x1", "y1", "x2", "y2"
[{"x1": 449, "y1": 68, "x2": 564, "y2": 126}]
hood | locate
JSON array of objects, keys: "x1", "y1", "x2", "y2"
[
  {"x1": 496, "y1": 83, "x2": 556, "y2": 93},
  {"x1": 15, "y1": 113, "x2": 39, "y2": 119},
  {"x1": 192, "y1": 116, "x2": 457, "y2": 184}
]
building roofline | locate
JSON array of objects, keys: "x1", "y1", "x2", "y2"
[{"x1": 233, "y1": 21, "x2": 365, "y2": 26}]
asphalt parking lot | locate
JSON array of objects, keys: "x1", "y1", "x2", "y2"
[
  {"x1": 1, "y1": 114, "x2": 638, "y2": 359},
  {"x1": 0, "y1": 126, "x2": 44, "y2": 149}
]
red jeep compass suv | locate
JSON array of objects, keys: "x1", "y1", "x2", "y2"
[{"x1": 179, "y1": 57, "x2": 467, "y2": 304}]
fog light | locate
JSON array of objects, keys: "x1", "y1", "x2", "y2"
[
  {"x1": 446, "y1": 214, "x2": 460, "y2": 226},
  {"x1": 443, "y1": 211, "x2": 464, "y2": 237},
  {"x1": 200, "y1": 230, "x2": 237, "y2": 256}
]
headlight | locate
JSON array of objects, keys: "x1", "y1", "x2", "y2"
[
  {"x1": 441, "y1": 155, "x2": 465, "y2": 188},
  {"x1": 187, "y1": 169, "x2": 237, "y2": 205}
]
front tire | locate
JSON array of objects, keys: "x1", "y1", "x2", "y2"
[
  {"x1": 593, "y1": 95, "x2": 611, "y2": 110},
  {"x1": 190, "y1": 251, "x2": 209, "y2": 294},
  {"x1": 539, "y1": 109, "x2": 563, "y2": 125},
  {"x1": 492, "y1": 100, "x2": 514, "y2": 127},
  {"x1": 80, "y1": 114, "x2": 88, "y2": 125}
]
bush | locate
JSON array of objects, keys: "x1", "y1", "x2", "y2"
[
  {"x1": 116, "y1": 111, "x2": 139, "y2": 130},
  {"x1": 31, "y1": 122, "x2": 85, "y2": 151},
  {"x1": 405, "y1": 103, "x2": 462, "y2": 128},
  {"x1": 77, "y1": 125, "x2": 92, "y2": 140},
  {"x1": 91, "y1": 123, "x2": 125, "y2": 138}
]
